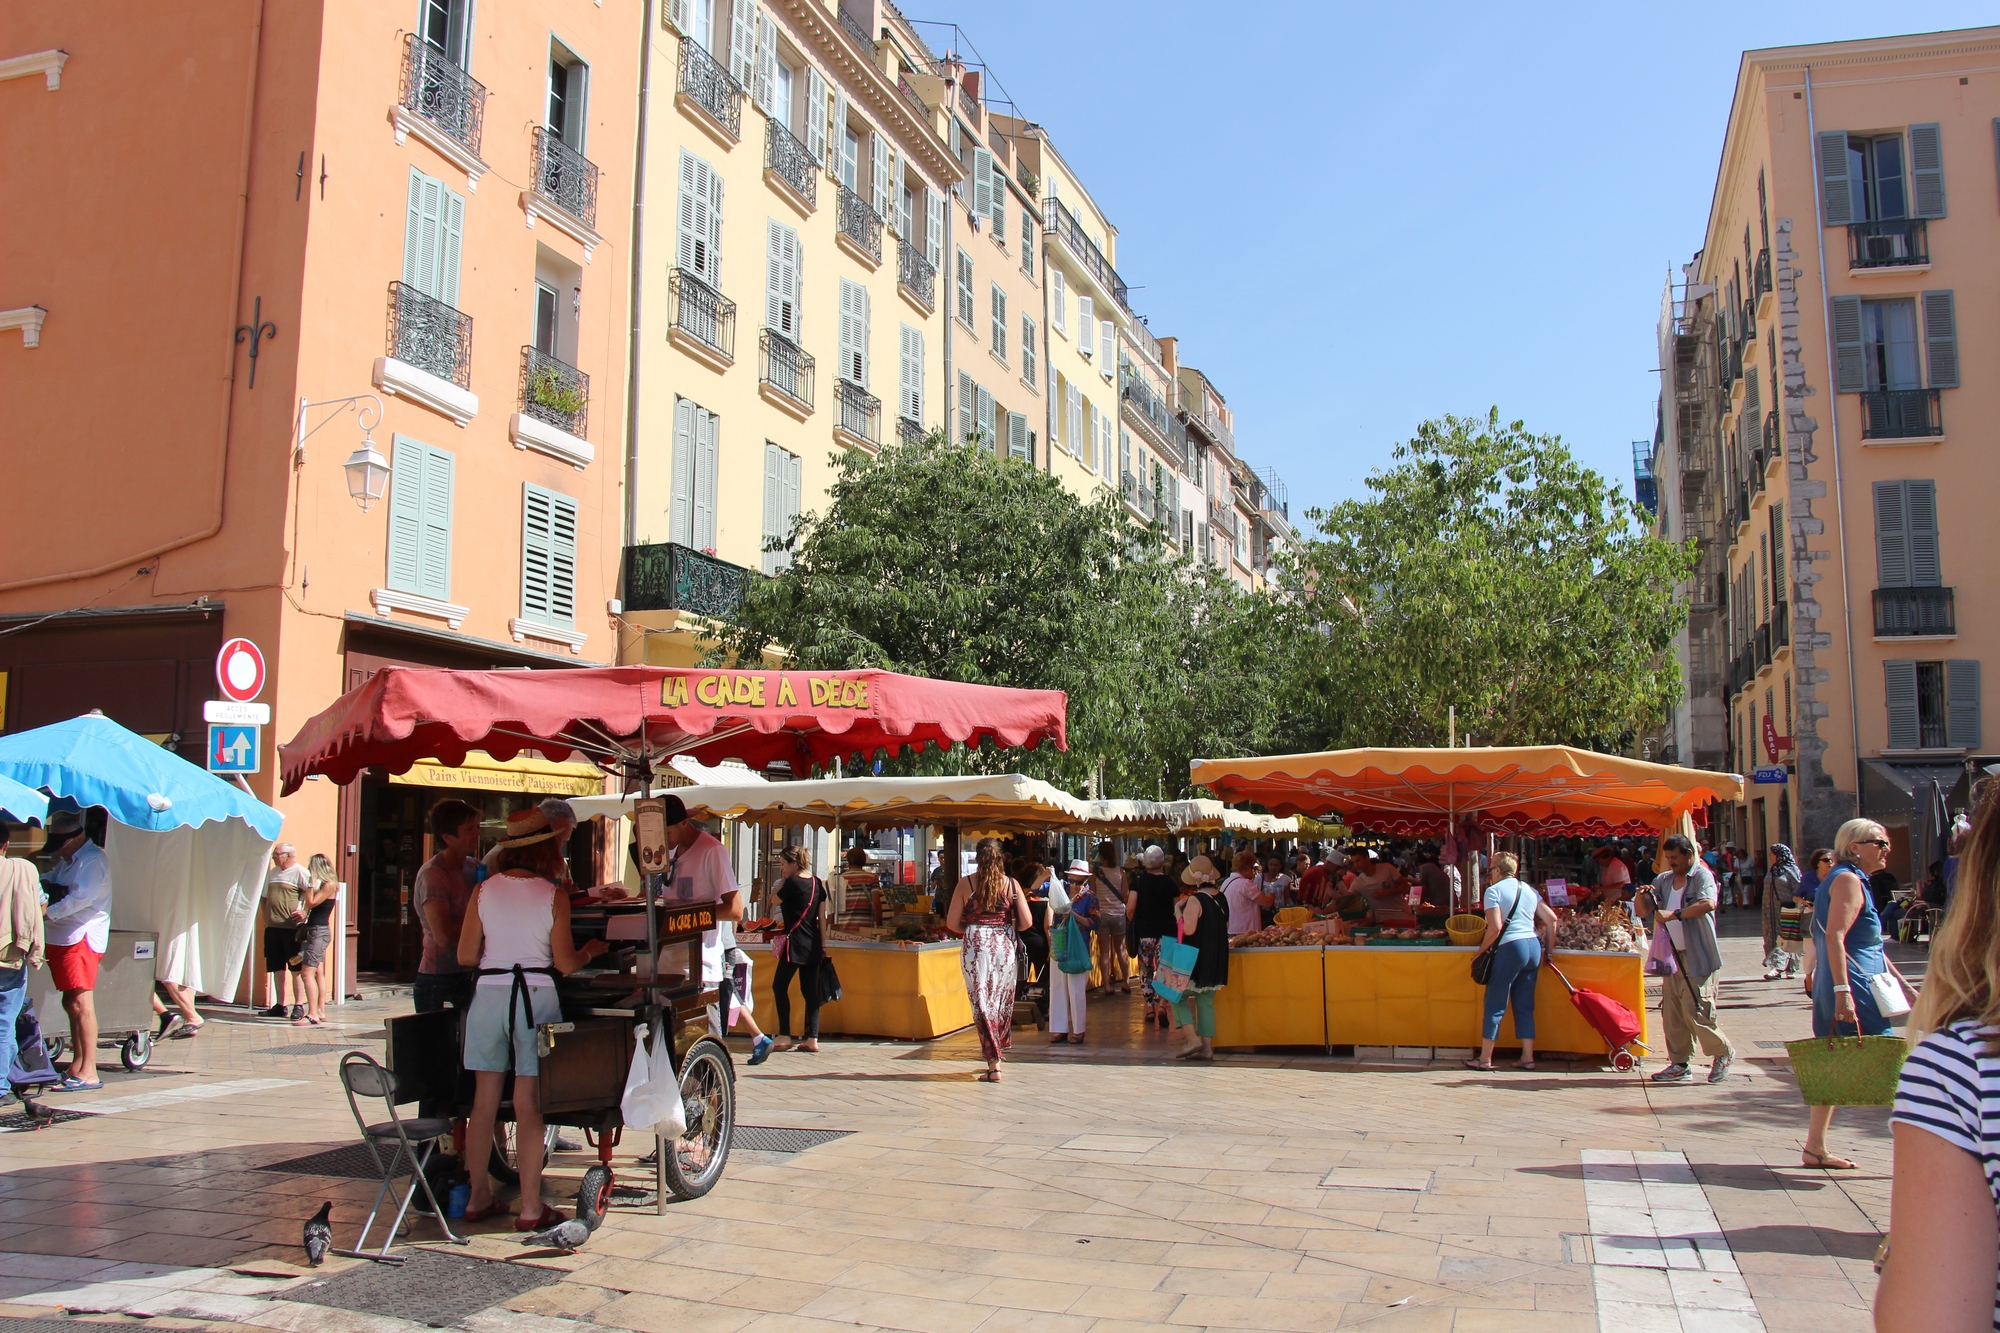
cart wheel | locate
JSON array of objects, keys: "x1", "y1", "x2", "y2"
[
  {"x1": 489, "y1": 1123, "x2": 562, "y2": 1187},
  {"x1": 663, "y1": 1038, "x2": 733, "y2": 1201},
  {"x1": 45, "y1": 1036, "x2": 68, "y2": 1066},
  {"x1": 1612, "y1": 1050, "x2": 1637, "y2": 1073},
  {"x1": 576, "y1": 1164, "x2": 613, "y2": 1230},
  {"x1": 120, "y1": 1032, "x2": 152, "y2": 1072}
]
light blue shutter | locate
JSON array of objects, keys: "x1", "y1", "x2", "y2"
[
  {"x1": 671, "y1": 398, "x2": 696, "y2": 544},
  {"x1": 522, "y1": 484, "x2": 555, "y2": 623},
  {"x1": 1830, "y1": 297, "x2": 1866, "y2": 393},
  {"x1": 1907, "y1": 480, "x2": 1941, "y2": 586},
  {"x1": 783, "y1": 452, "x2": 801, "y2": 563},
  {"x1": 437, "y1": 183, "x2": 464, "y2": 309},
  {"x1": 1818, "y1": 130, "x2": 1854, "y2": 226},
  {"x1": 971, "y1": 147, "x2": 993, "y2": 222},
  {"x1": 402, "y1": 170, "x2": 463, "y2": 306},
  {"x1": 1007, "y1": 411, "x2": 1028, "y2": 461},
  {"x1": 1949, "y1": 660, "x2": 1981, "y2": 749},
  {"x1": 1909, "y1": 123, "x2": 1946, "y2": 219},
  {"x1": 386, "y1": 436, "x2": 426, "y2": 593},
  {"x1": 693, "y1": 409, "x2": 719, "y2": 551},
  {"x1": 958, "y1": 372, "x2": 975, "y2": 444},
  {"x1": 1885, "y1": 661, "x2": 1920, "y2": 750},
  {"x1": 762, "y1": 443, "x2": 784, "y2": 574},
  {"x1": 1922, "y1": 290, "x2": 1958, "y2": 388},
  {"x1": 419, "y1": 445, "x2": 454, "y2": 600}
]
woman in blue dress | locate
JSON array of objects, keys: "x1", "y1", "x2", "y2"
[{"x1": 1803, "y1": 818, "x2": 1915, "y2": 1169}]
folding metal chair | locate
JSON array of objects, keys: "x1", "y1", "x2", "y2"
[{"x1": 337, "y1": 1051, "x2": 467, "y2": 1259}]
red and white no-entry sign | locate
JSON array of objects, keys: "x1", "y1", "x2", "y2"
[{"x1": 216, "y1": 638, "x2": 267, "y2": 702}]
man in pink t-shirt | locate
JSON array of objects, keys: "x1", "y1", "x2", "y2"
[
  {"x1": 413, "y1": 799, "x2": 481, "y2": 1016},
  {"x1": 662, "y1": 796, "x2": 773, "y2": 1064}
]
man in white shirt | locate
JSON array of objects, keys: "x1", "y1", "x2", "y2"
[
  {"x1": 43, "y1": 811, "x2": 113, "y2": 1090},
  {"x1": 662, "y1": 796, "x2": 772, "y2": 1064}
]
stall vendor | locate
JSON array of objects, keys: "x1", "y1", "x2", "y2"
[{"x1": 830, "y1": 847, "x2": 882, "y2": 927}]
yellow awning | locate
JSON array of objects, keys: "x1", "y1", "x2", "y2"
[{"x1": 388, "y1": 752, "x2": 606, "y2": 797}]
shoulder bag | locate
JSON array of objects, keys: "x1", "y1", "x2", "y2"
[
  {"x1": 1469, "y1": 882, "x2": 1524, "y2": 985},
  {"x1": 772, "y1": 877, "x2": 821, "y2": 965}
]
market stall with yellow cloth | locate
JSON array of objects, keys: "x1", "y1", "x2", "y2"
[
  {"x1": 1187, "y1": 747, "x2": 1742, "y2": 1057},
  {"x1": 575, "y1": 774, "x2": 1093, "y2": 1040}
]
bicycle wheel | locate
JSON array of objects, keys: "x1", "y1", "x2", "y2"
[{"x1": 662, "y1": 1038, "x2": 734, "y2": 1200}]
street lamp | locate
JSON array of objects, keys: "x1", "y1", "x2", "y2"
[{"x1": 297, "y1": 394, "x2": 390, "y2": 512}]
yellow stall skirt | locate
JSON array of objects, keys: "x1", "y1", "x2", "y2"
[
  {"x1": 743, "y1": 940, "x2": 973, "y2": 1041},
  {"x1": 1210, "y1": 947, "x2": 1328, "y2": 1049}
]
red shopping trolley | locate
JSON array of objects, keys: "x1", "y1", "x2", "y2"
[{"x1": 1545, "y1": 959, "x2": 1649, "y2": 1072}]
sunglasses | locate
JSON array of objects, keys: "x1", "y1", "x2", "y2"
[{"x1": 1859, "y1": 839, "x2": 1892, "y2": 850}]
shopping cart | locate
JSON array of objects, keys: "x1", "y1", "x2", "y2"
[{"x1": 1545, "y1": 959, "x2": 1649, "y2": 1072}]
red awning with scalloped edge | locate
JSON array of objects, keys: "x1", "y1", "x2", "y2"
[{"x1": 279, "y1": 666, "x2": 1066, "y2": 794}]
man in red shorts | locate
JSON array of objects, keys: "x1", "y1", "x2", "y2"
[{"x1": 42, "y1": 810, "x2": 112, "y2": 1090}]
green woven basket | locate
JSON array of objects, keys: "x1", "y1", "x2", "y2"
[{"x1": 1785, "y1": 1035, "x2": 1909, "y2": 1107}]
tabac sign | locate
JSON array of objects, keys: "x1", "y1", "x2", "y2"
[{"x1": 662, "y1": 671, "x2": 874, "y2": 712}]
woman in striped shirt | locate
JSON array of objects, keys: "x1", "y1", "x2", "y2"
[{"x1": 1881, "y1": 783, "x2": 2000, "y2": 1331}]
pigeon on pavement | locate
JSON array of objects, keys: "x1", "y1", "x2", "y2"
[
  {"x1": 304, "y1": 1201, "x2": 333, "y2": 1266},
  {"x1": 518, "y1": 1218, "x2": 591, "y2": 1253}
]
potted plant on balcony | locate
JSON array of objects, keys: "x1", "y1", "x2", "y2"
[{"x1": 527, "y1": 363, "x2": 587, "y2": 421}]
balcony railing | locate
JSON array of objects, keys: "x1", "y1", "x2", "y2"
[
  {"x1": 1848, "y1": 218, "x2": 1928, "y2": 270},
  {"x1": 759, "y1": 329, "x2": 814, "y2": 412},
  {"x1": 519, "y1": 346, "x2": 589, "y2": 436},
  {"x1": 897, "y1": 239, "x2": 935, "y2": 309},
  {"x1": 387, "y1": 281, "x2": 472, "y2": 388},
  {"x1": 765, "y1": 119, "x2": 817, "y2": 207},
  {"x1": 1874, "y1": 586, "x2": 1955, "y2": 637},
  {"x1": 835, "y1": 378, "x2": 880, "y2": 446},
  {"x1": 670, "y1": 268, "x2": 736, "y2": 361},
  {"x1": 898, "y1": 416, "x2": 925, "y2": 448},
  {"x1": 837, "y1": 6, "x2": 874, "y2": 49},
  {"x1": 1754, "y1": 247, "x2": 1772, "y2": 297},
  {"x1": 678, "y1": 36, "x2": 742, "y2": 138},
  {"x1": 1044, "y1": 198, "x2": 1129, "y2": 314},
  {"x1": 531, "y1": 126, "x2": 598, "y2": 230},
  {"x1": 1762, "y1": 411, "x2": 1779, "y2": 466},
  {"x1": 1773, "y1": 600, "x2": 1790, "y2": 650},
  {"x1": 837, "y1": 185, "x2": 881, "y2": 264},
  {"x1": 399, "y1": 34, "x2": 487, "y2": 156},
  {"x1": 1743, "y1": 298, "x2": 1756, "y2": 342},
  {"x1": 1755, "y1": 622, "x2": 1772, "y2": 670},
  {"x1": 1861, "y1": 388, "x2": 1941, "y2": 440},
  {"x1": 623, "y1": 542, "x2": 750, "y2": 619},
  {"x1": 1119, "y1": 366, "x2": 1173, "y2": 441},
  {"x1": 895, "y1": 76, "x2": 927, "y2": 118}
]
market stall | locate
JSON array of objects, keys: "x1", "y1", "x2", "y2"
[{"x1": 1189, "y1": 746, "x2": 1742, "y2": 1057}]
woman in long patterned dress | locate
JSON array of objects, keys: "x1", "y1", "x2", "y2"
[{"x1": 947, "y1": 837, "x2": 1032, "y2": 1082}]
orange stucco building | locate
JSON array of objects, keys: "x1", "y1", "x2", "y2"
[{"x1": 0, "y1": 2, "x2": 641, "y2": 996}]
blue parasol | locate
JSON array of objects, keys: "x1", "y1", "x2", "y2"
[
  {"x1": 0, "y1": 772, "x2": 49, "y2": 826},
  {"x1": 0, "y1": 711, "x2": 282, "y2": 838}
]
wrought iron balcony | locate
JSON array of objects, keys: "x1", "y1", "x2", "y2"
[
  {"x1": 670, "y1": 269, "x2": 736, "y2": 361},
  {"x1": 1848, "y1": 218, "x2": 1928, "y2": 270},
  {"x1": 837, "y1": 5, "x2": 874, "y2": 49},
  {"x1": 1762, "y1": 411, "x2": 1779, "y2": 465},
  {"x1": 898, "y1": 416, "x2": 925, "y2": 448},
  {"x1": 1044, "y1": 198, "x2": 1129, "y2": 314},
  {"x1": 835, "y1": 378, "x2": 880, "y2": 447},
  {"x1": 399, "y1": 34, "x2": 487, "y2": 156},
  {"x1": 1874, "y1": 586, "x2": 1955, "y2": 637},
  {"x1": 1861, "y1": 388, "x2": 1941, "y2": 440},
  {"x1": 896, "y1": 76, "x2": 927, "y2": 118},
  {"x1": 1755, "y1": 622, "x2": 1771, "y2": 670},
  {"x1": 1743, "y1": 298, "x2": 1756, "y2": 342},
  {"x1": 622, "y1": 542, "x2": 750, "y2": 619},
  {"x1": 765, "y1": 120, "x2": 817, "y2": 207},
  {"x1": 897, "y1": 239, "x2": 935, "y2": 310},
  {"x1": 519, "y1": 346, "x2": 589, "y2": 436},
  {"x1": 387, "y1": 281, "x2": 472, "y2": 388},
  {"x1": 837, "y1": 185, "x2": 882, "y2": 265},
  {"x1": 1754, "y1": 247, "x2": 1772, "y2": 297},
  {"x1": 531, "y1": 126, "x2": 598, "y2": 230},
  {"x1": 678, "y1": 36, "x2": 741, "y2": 138},
  {"x1": 1773, "y1": 600, "x2": 1790, "y2": 650},
  {"x1": 1119, "y1": 366, "x2": 1173, "y2": 442},
  {"x1": 759, "y1": 329, "x2": 814, "y2": 412}
]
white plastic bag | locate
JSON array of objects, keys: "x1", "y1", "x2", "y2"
[{"x1": 619, "y1": 1021, "x2": 687, "y2": 1137}]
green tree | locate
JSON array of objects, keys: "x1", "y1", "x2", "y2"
[
  {"x1": 1279, "y1": 410, "x2": 1692, "y2": 752},
  {"x1": 712, "y1": 432, "x2": 1282, "y2": 796}
]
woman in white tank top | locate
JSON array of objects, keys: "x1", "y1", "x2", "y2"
[{"x1": 455, "y1": 809, "x2": 606, "y2": 1231}]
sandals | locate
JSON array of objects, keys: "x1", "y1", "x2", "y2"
[
  {"x1": 514, "y1": 1204, "x2": 566, "y2": 1232},
  {"x1": 977, "y1": 1069, "x2": 1002, "y2": 1082},
  {"x1": 462, "y1": 1200, "x2": 507, "y2": 1223},
  {"x1": 1462, "y1": 1059, "x2": 1496, "y2": 1072},
  {"x1": 168, "y1": 1022, "x2": 204, "y2": 1040},
  {"x1": 1801, "y1": 1149, "x2": 1857, "y2": 1170}
]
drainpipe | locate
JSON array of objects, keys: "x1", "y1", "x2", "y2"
[
  {"x1": 1802, "y1": 67, "x2": 1865, "y2": 818},
  {"x1": 940, "y1": 80, "x2": 955, "y2": 448},
  {"x1": 623, "y1": 0, "x2": 655, "y2": 562}
]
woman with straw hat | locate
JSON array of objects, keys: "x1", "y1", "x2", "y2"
[{"x1": 1170, "y1": 854, "x2": 1230, "y2": 1062}]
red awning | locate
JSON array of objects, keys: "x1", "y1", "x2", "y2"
[{"x1": 278, "y1": 666, "x2": 1067, "y2": 794}]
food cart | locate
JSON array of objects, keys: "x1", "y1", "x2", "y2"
[
  {"x1": 575, "y1": 773, "x2": 1095, "y2": 1040},
  {"x1": 1188, "y1": 746, "x2": 1743, "y2": 1056},
  {"x1": 279, "y1": 666, "x2": 1067, "y2": 1210}
]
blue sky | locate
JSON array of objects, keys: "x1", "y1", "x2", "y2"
[{"x1": 918, "y1": 3, "x2": 1996, "y2": 526}]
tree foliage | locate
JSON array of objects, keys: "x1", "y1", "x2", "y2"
[{"x1": 1278, "y1": 410, "x2": 1692, "y2": 751}]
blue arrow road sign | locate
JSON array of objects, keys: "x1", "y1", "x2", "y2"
[{"x1": 208, "y1": 724, "x2": 261, "y2": 774}]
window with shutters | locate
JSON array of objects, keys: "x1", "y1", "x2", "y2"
[
  {"x1": 896, "y1": 160, "x2": 914, "y2": 241},
  {"x1": 670, "y1": 397, "x2": 720, "y2": 551},
  {"x1": 1078, "y1": 296, "x2": 1094, "y2": 356},
  {"x1": 728, "y1": 0, "x2": 758, "y2": 95},
  {"x1": 839, "y1": 125, "x2": 859, "y2": 193},
  {"x1": 954, "y1": 247, "x2": 975, "y2": 329},
  {"x1": 1065, "y1": 381, "x2": 1081, "y2": 457},
  {"x1": 1007, "y1": 411, "x2": 1030, "y2": 463},
  {"x1": 803, "y1": 67, "x2": 828, "y2": 165},
  {"x1": 755, "y1": 15, "x2": 780, "y2": 117},
  {"x1": 386, "y1": 436, "x2": 455, "y2": 602},
  {"x1": 924, "y1": 188, "x2": 943, "y2": 270},
  {"x1": 1100, "y1": 320, "x2": 1114, "y2": 379},
  {"x1": 971, "y1": 147, "x2": 993, "y2": 228},
  {"x1": 1083, "y1": 399, "x2": 1098, "y2": 472},
  {"x1": 1021, "y1": 317, "x2": 1036, "y2": 388},
  {"x1": 1051, "y1": 269, "x2": 1066, "y2": 334},
  {"x1": 978, "y1": 387, "x2": 996, "y2": 450},
  {"x1": 402, "y1": 168, "x2": 466, "y2": 309},
  {"x1": 870, "y1": 134, "x2": 892, "y2": 223},
  {"x1": 837, "y1": 278, "x2": 868, "y2": 386},
  {"x1": 1861, "y1": 299, "x2": 1920, "y2": 391},
  {"x1": 1873, "y1": 480, "x2": 1941, "y2": 588},
  {"x1": 520, "y1": 483, "x2": 579, "y2": 628},
  {"x1": 1020, "y1": 209, "x2": 1035, "y2": 276},
  {"x1": 898, "y1": 324, "x2": 923, "y2": 425},
  {"x1": 420, "y1": 0, "x2": 472, "y2": 66},
  {"x1": 546, "y1": 42, "x2": 588, "y2": 150},
  {"x1": 677, "y1": 151, "x2": 724, "y2": 288},
  {"x1": 1770, "y1": 502, "x2": 1786, "y2": 604},
  {"x1": 761, "y1": 442, "x2": 802, "y2": 574},
  {"x1": 1886, "y1": 659, "x2": 1980, "y2": 750},
  {"x1": 766, "y1": 219, "x2": 800, "y2": 338},
  {"x1": 990, "y1": 285, "x2": 1006, "y2": 363}
]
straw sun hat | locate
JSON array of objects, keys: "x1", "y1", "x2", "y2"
[
  {"x1": 497, "y1": 808, "x2": 562, "y2": 848},
  {"x1": 1180, "y1": 854, "x2": 1220, "y2": 886}
]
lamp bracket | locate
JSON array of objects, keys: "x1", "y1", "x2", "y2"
[{"x1": 296, "y1": 394, "x2": 386, "y2": 464}]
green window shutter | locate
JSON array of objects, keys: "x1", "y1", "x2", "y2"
[
  {"x1": 1818, "y1": 130, "x2": 1854, "y2": 225},
  {"x1": 1007, "y1": 411, "x2": 1028, "y2": 461},
  {"x1": 1922, "y1": 290, "x2": 1958, "y2": 388},
  {"x1": 1948, "y1": 660, "x2": 1981, "y2": 749},
  {"x1": 693, "y1": 408, "x2": 719, "y2": 552},
  {"x1": 766, "y1": 219, "x2": 799, "y2": 338},
  {"x1": 971, "y1": 147, "x2": 993, "y2": 224},
  {"x1": 670, "y1": 397, "x2": 696, "y2": 545},
  {"x1": 1909, "y1": 123, "x2": 1946, "y2": 218},
  {"x1": 977, "y1": 386, "x2": 995, "y2": 449},
  {"x1": 386, "y1": 435, "x2": 426, "y2": 593},
  {"x1": 804, "y1": 67, "x2": 828, "y2": 167},
  {"x1": 762, "y1": 443, "x2": 784, "y2": 575},
  {"x1": 419, "y1": 445, "x2": 454, "y2": 601},
  {"x1": 958, "y1": 371, "x2": 975, "y2": 443},
  {"x1": 1830, "y1": 296, "x2": 1866, "y2": 393},
  {"x1": 924, "y1": 187, "x2": 943, "y2": 270},
  {"x1": 783, "y1": 452, "x2": 801, "y2": 563},
  {"x1": 1770, "y1": 502, "x2": 1786, "y2": 601},
  {"x1": 1873, "y1": 480, "x2": 1910, "y2": 587},
  {"x1": 1886, "y1": 660, "x2": 1920, "y2": 750},
  {"x1": 403, "y1": 169, "x2": 437, "y2": 294},
  {"x1": 1907, "y1": 479, "x2": 1941, "y2": 587},
  {"x1": 437, "y1": 183, "x2": 464, "y2": 309},
  {"x1": 522, "y1": 483, "x2": 554, "y2": 623},
  {"x1": 899, "y1": 323, "x2": 923, "y2": 422}
]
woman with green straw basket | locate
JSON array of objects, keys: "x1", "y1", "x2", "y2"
[{"x1": 1876, "y1": 783, "x2": 2000, "y2": 1331}]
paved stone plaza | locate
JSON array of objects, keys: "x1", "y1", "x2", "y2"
[{"x1": 0, "y1": 917, "x2": 1900, "y2": 1333}]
